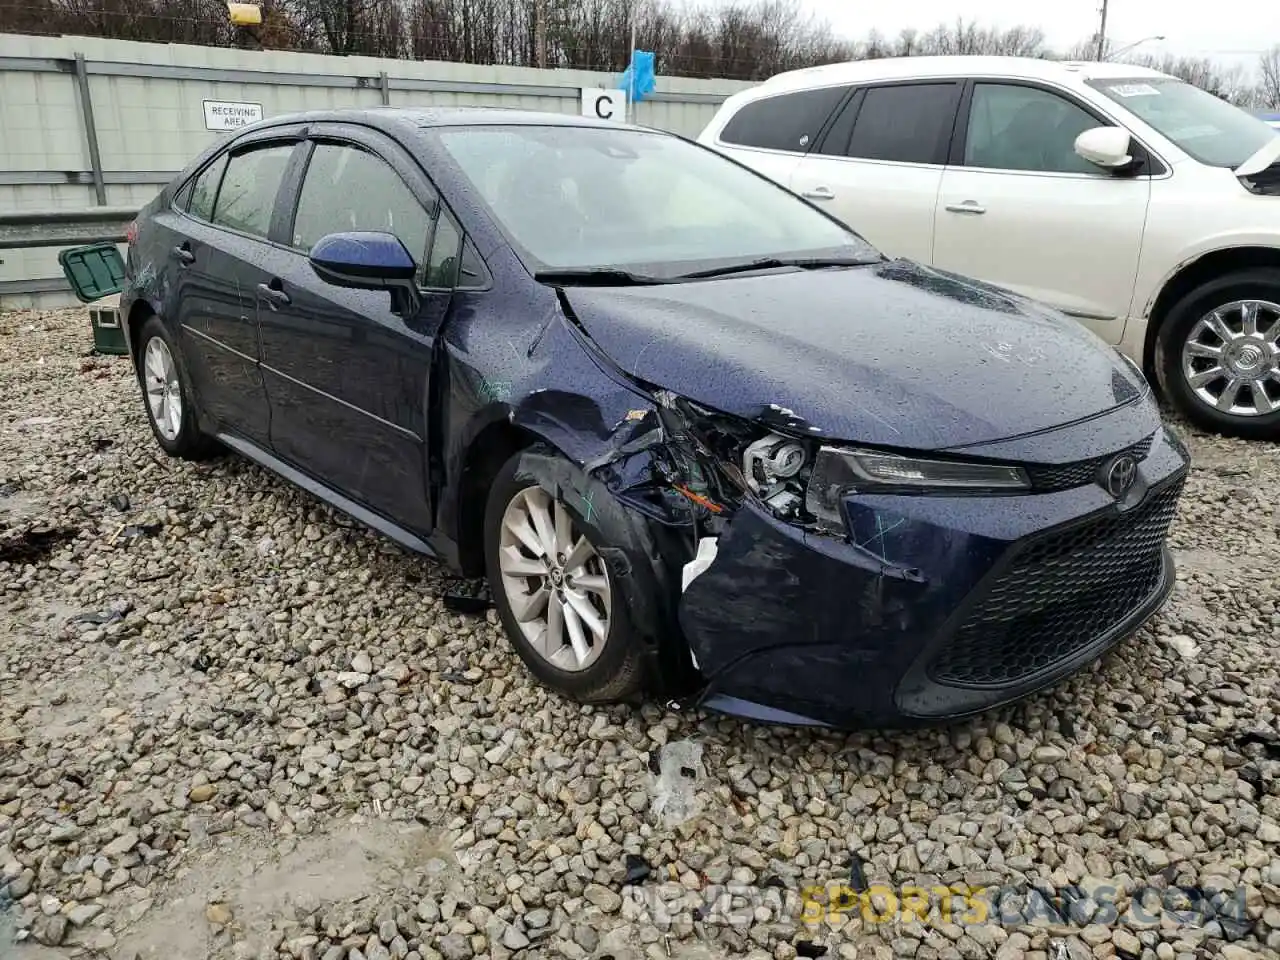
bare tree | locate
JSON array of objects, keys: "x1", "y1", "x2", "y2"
[
  {"x1": 0, "y1": 1, "x2": 1258, "y2": 97},
  {"x1": 1259, "y1": 46, "x2": 1280, "y2": 109}
]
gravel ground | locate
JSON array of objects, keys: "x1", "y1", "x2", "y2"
[{"x1": 1, "y1": 306, "x2": 1279, "y2": 960}]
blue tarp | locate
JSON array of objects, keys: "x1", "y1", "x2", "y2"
[{"x1": 618, "y1": 50, "x2": 656, "y2": 103}]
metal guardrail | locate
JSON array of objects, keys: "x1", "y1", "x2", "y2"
[{"x1": 0, "y1": 207, "x2": 136, "y2": 251}]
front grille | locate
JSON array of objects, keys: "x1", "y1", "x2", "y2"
[
  {"x1": 929, "y1": 479, "x2": 1182, "y2": 687},
  {"x1": 1025, "y1": 434, "x2": 1155, "y2": 492}
]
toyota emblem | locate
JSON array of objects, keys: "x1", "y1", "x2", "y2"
[{"x1": 1101, "y1": 454, "x2": 1138, "y2": 499}]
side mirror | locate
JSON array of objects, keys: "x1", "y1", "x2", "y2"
[
  {"x1": 1074, "y1": 126, "x2": 1134, "y2": 170},
  {"x1": 309, "y1": 231, "x2": 416, "y2": 287},
  {"x1": 309, "y1": 231, "x2": 420, "y2": 314}
]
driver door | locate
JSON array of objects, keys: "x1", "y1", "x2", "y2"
[
  {"x1": 255, "y1": 132, "x2": 457, "y2": 533},
  {"x1": 932, "y1": 81, "x2": 1152, "y2": 342}
]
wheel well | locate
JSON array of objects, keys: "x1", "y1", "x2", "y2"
[
  {"x1": 127, "y1": 300, "x2": 155, "y2": 371},
  {"x1": 1144, "y1": 247, "x2": 1280, "y2": 374},
  {"x1": 455, "y1": 420, "x2": 537, "y2": 578}
]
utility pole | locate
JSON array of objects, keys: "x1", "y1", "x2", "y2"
[
  {"x1": 534, "y1": 0, "x2": 547, "y2": 68},
  {"x1": 1094, "y1": 0, "x2": 1109, "y2": 61},
  {"x1": 627, "y1": 4, "x2": 638, "y2": 122}
]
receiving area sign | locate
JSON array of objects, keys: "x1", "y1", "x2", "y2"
[
  {"x1": 203, "y1": 100, "x2": 264, "y2": 131},
  {"x1": 581, "y1": 88, "x2": 627, "y2": 121}
]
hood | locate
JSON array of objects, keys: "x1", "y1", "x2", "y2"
[{"x1": 562, "y1": 259, "x2": 1147, "y2": 450}]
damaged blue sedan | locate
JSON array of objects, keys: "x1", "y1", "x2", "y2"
[{"x1": 83, "y1": 108, "x2": 1190, "y2": 729}]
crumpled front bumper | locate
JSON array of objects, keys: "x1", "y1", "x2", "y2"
[{"x1": 676, "y1": 425, "x2": 1190, "y2": 729}]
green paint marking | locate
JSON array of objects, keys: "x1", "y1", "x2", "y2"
[
  {"x1": 480, "y1": 379, "x2": 512, "y2": 402},
  {"x1": 859, "y1": 514, "x2": 906, "y2": 562},
  {"x1": 580, "y1": 489, "x2": 596, "y2": 524}
]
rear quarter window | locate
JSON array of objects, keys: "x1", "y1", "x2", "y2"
[
  {"x1": 186, "y1": 154, "x2": 228, "y2": 222},
  {"x1": 718, "y1": 86, "x2": 848, "y2": 153}
]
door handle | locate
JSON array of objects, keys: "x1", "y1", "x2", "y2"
[
  {"x1": 945, "y1": 201, "x2": 987, "y2": 215},
  {"x1": 172, "y1": 244, "x2": 195, "y2": 265},
  {"x1": 801, "y1": 186, "x2": 835, "y2": 201},
  {"x1": 257, "y1": 281, "x2": 291, "y2": 308}
]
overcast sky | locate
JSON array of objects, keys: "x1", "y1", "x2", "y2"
[{"x1": 810, "y1": 0, "x2": 1278, "y2": 70}]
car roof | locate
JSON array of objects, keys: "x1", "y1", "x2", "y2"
[
  {"x1": 753, "y1": 55, "x2": 1173, "y2": 95},
  {"x1": 242, "y1": 106, "x2": 655, "y2": 137}
]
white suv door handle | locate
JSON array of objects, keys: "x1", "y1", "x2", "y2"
[
  {"x1": 802, "y1": 186, "x2": 835, "y2": 201},
  {"x1": 945, "y1": 200, "x2": 987, "y2": 215}
]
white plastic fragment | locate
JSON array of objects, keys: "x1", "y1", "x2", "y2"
[
  {"x1": 680, "y1": 537, "x2": 718, "y2": 670},
  {"x1": 681, "y1": 537, "x2": 718, "y2": 593},
  {"x1": 649, "y1": 739, "x2": 704, "y2": 829}
]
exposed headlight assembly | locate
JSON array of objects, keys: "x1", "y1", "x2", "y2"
[
  {"x1": 804, "y1": 446, "x2": 1030, "y2": 530},
  {"x1": 742, "y1": 434, "x2": 807, "y2": 491}
]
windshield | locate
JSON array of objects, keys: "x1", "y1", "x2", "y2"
[
  {"x1": 1088, "y1": 77, "x2": 1278, "y2": 168},
  {"x1": 434, "y1": 124, "x2": 879, "y2": 277}
]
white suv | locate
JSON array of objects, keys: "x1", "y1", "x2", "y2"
[{"x1": 699, "y1": 56, "x2": 1280, "y2": 440}]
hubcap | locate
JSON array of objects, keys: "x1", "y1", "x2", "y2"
[
  {"x1": 1181, "y1": 299, "x2": 1280, "y2": 417},
  {"x1": 497, "y1": 486, "x2": 611, "y2": 672},
  {"x1": 143, "y1": 337, "x2": 183, "y2": 441}
]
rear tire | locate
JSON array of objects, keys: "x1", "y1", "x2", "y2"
[
  {"x1": 484, "y1": 447, "x2": 644, "y2": 704},
  {"x1": 1155, "y1": 269, "x2": 1280, "y2": 440},
  {"x1": 135, "y1": 315, "x2": 220, "y2": 460}
]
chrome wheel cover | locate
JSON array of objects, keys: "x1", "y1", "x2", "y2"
[
  {"x1": 143, "y1": 337, "x2": 183, "y2": 440},
  {"x1": 497, "y1": 486, "x2": 612, "y2": 672},
  {"x1": 1180, "y1": 299, "x2": 1280, "y2": 417}
]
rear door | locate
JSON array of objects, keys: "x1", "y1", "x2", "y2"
[
  {"x1": 789, "y1": 81, "x2": 962, "y2": 263},
  {"x1": 166, "y1": 137, "x2": 303, "y2": 445},
  {"x1": 707, "y1": 85, "x2": 850, "y2": 189},
  {"x1": 255, "y1": 128, "x2": 471, "y2": 533},
  {"x1": 932, "y1": 80, "x2": 1152, "y2": 339}
]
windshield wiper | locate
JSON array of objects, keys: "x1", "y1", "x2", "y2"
[
  {"x1": 534, "y1": 268, "x2": 665, "y2": 286},
  {"x1": 674, "y1": 256, "x2": 875, "y2": 281}
]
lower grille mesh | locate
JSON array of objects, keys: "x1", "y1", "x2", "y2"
[{"x1": 929, "y1": 479, "x2": 1182, "y2": 687}]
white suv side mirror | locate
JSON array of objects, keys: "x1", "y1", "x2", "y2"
[{"x1": 1074, "y1": 126, "x2": 1134, "y2": 169}]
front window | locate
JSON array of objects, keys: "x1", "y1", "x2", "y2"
[
  {"x1": 434, "y1": 124, "x2": 877, "y2": 277},
  {"x1": 292, "y1": 143, "x2": 432, "y2": 283},
  {"x1": 964, "y1": 83, "x2": 1101, "y2": 174},
  {"x1": 1088, "y1": 77, "x2": 1277, "y2": 168}
]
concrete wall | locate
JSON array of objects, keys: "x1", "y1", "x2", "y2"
[{"x1": 0, "y1": 33, "x2": 753, "y2": 309}]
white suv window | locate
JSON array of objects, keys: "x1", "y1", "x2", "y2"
[
  {"x1": 963, "y1": 84, "x2": 1101, "y2": 175},
  {"x1": 824, "y1": 83, "x2": 960, "y2": 165},
  {"x1": 718, "y1": 86, "x2": 848, "y2": 153}
]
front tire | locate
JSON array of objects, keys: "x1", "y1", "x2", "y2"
[
  {"x1": 1155, "y1": 269, "x2": 1280, "y2": 440},
  {"x1": 135, "y1": 315, "x2": 219, "y2": 460},
  {"x1": 483, "y1": 448, "x2": 644, "y2": 703}
]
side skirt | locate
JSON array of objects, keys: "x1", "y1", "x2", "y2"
[{"x1": 215, "y1": 432, "x2": 439, "y2": 559}]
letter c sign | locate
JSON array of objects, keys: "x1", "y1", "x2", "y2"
[{"x1": 580, "y1": 88, "x2": 626, "y2": 122}]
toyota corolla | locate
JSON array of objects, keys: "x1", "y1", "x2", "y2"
[{"x1": 67, "y1": 108, "x2": 1190, "y2": 728}]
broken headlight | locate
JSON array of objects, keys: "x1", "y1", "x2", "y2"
[
  {"x1": 805, "y1": 447, "x2": 1030, "y2": 529},
  {"x1": 740, "y1": 433, "x2": 809, "y2": 520}
]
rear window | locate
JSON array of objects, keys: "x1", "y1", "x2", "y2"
[
  {"x1": 211, "y1": 144, "x2": 295, "y2": 239},
  {"x1": 718, "y1": 86, "x2": 848, "y2": 153},
  {"x1": 842, "y1": 83, "x2": 960, "y2": 165}
]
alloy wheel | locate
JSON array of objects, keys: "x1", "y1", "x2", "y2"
[
  {"x1": 1180, "y1": 299, "x2": 1280, "y2": 417},
  {"x1": 143, "y1": 337, "x2": 183, "y2": 441},
  {"x1": 497, "y1": 486, "x2": 612, "y2": 672}
]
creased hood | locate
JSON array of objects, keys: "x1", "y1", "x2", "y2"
[{"x1": 563, "y1": 259, "x2": 1147, "y2": 450}]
